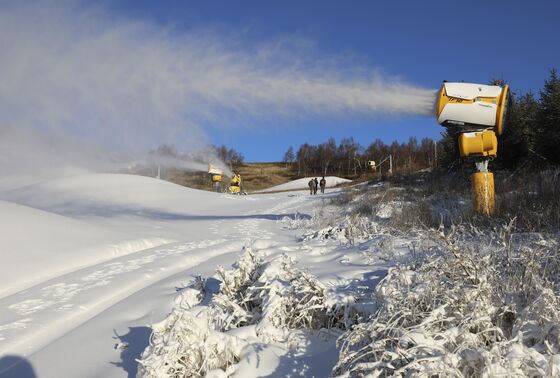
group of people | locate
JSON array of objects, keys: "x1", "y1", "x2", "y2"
[{"x1": 308, "y1": 177, "x2": 326, "y2": 195}]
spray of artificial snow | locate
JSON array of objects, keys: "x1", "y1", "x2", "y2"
[
  {"x1": 0, "y1": 127, "x2": 233, "y2": 192},
  {"x1": 0, "y1": 2, "x2": 436, "y2": 187}
]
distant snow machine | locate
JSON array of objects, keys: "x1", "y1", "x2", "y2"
[
  {"x1": 227, "y1": 173, "x2": 246, "y2": 194},
  {"x1": 208, "y1": 164, "x2": 223, "y2": 193}
]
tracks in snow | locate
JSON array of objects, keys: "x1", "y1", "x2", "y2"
[
  {"x1": 0, "y1": 193, "x2": 312, "y2": 357},
  {"x1": 0, "y1": 238, "x2": 239, "y2": 356}
]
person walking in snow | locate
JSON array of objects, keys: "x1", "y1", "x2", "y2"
[
  {"x1": 313, "y1": 178, "x2": 319, "y2": 195},
  {"x1": 319, "y1": 177, "x2": 326, "y2": 194},
  {"x1": 308, "y1": 179, "x2": 314, "y2": 195}
]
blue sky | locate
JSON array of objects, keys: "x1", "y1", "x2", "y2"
[{"x1": 6, "y1": 1, "x2": 558, "y2": 163}]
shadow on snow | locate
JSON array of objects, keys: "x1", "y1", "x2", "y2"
[
  {"x1": 0, "y1": 355, "x2": 37, "y2": 378},
  {"x1": 112, "y1": 327, "x2": 152, "y2": 378}
]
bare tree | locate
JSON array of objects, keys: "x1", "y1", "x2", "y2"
[{"x1": 283, "y1": 146, "x2": 295, "y2": 168}]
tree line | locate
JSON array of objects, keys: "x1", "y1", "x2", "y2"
[{"x1": 283, "y1": 136, "x2": 439, "y2": 177}]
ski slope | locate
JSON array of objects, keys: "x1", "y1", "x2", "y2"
[{"x1": 0, "y1": 173, "x2": 375, "y2": 377}]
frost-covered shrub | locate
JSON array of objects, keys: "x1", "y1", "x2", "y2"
[
  {"x1": 137, "y1": 304, "x2": 245, "y2": 378},
  {"x1": 138, "y1": 245, "x2": 369, "y2": 377},
  {"x1": 211, "y1": 252, "x2": 365, "y2": 339},
  {"x1": 388, "y1": 198, "x2": 435, "y2": 230},
  {"x1": 280, "y1": 212, "x2": 314, "y2": 230},
  {"x1": 210, "y1": 246, "x2": 263, "y2": 331},
  {"x1": 302, "y1": 215, "x2": 378, "y2": 245},
  {"x1": 137, "y1": 248, "x2": 262, "y2": 378},
  {"x1": 333, "y1": 225, "x2": 560, "y2": 377},
  {"x1": 496, "y1": 169, "x2": 560, "y2": 231}
]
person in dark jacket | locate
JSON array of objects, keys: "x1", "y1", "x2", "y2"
[
  {"x1": 313, "y1": 178, "x2": 319, "y2": 194},
  {"x1": 319, "y1": 177, "x2": 326, "y2": 193},
  {"x1": 308, "y1": 179, "x2": 314, "y2": 195}
]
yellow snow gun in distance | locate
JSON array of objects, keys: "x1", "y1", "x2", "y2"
[
  {"x1": 228, "y1": 173, "x2": 242, "y2": 194},
  {"x1": 208, "y1": 164, "x2": 223, "y2": 182},
  {"x1": 208, "y1": 164, "x2": 224, "y2": 193}
]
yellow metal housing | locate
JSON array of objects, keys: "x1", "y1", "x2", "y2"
[
  {"x1": 211, "y1": 174, "x2": 222, "y2": 182},
  {"x1": 458, "y1": 130, "x2": 497, "y2": 158},
  {"x1": 472, "y1": 172, "x2": 495, "y2": 215},
  {"x1": 495, "y1": 84, "x2": 509, "y2": 135}
]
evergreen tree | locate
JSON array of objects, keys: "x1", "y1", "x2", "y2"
[
  {"x1": 497, "y1": 91, "x2": 539, "y2": 169},
  {"x1": 536, "y1": 69, "x2": 560, "y2": 164},
  {"x1": 436, "y1": 130, "x2": 459, "y2": 171}
]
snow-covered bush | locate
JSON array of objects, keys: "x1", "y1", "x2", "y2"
[
  {"x1": 280, "y1": 212, "x2": 314, "y2": 230},
  {"x1": 333, "y1": 224, "x2": 560, "y2": 377},
  {"x1": 210, "y1": 247, "x2": 263, "y2": 331},
  {"x1": 137, "y1": 303, "x2": 246, "y2": 378},
  {"x1": 303, "y1": 215, "x2": 379, "y2": 246},
  {"x1": 138, "y1": 245, "x2": 370, "y2": 377},
  {"x1": 210, "y1": 250, "x2": 366, "y2": 338}
]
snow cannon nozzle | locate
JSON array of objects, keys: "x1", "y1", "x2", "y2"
[{"x1": 435, "y1": 82, "x2": 509, "y2": 135}]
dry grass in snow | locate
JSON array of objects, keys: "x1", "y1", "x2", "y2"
[{"x1": 333, "y1": 222, "x2": 560, "y2": 377}]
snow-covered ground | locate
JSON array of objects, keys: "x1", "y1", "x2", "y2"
[
  {"x1": 2, "y1": 173, "x2": 559, "y2": 377},
  {"x1": 0, "y1": 173, "x2": 374, "y2": 377},
  {"x1": 256, "y1": 176, "x2": 351, "y2": 193}
]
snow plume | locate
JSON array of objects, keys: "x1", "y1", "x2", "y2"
[
  {"x1": 0, "y1": 1, "x2": 435, "y2": 186},
  {"x1": 144, "y1": 152, "x2": 233, "y2": 178},
  {"x1": 0, "y1": 127, "x2": 231, "y2": 191}
]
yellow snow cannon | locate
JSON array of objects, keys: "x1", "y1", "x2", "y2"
[
  {"x1": 228, "y1": 173, "x2": 242, "y2": 194},
  {"x1": 435, "y1": 81, "x2": 509, "y2": 216},
  {"x1": 208, "y1": 164, "x2": 224, "y2": 193}
]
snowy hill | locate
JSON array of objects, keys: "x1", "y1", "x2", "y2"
[
  {"x1": 0, "y1": 200, "x2": 169, "y2": 298},
  {"x1": 0, "y1": 173, "x2": 349, "y2": 377},
  {"x1": 2, "y1": 172, "x2": 558, "y2": 377},
  {"x1": 0, "y1": 174, "x2": 253, "y2": 298},
  {"x1": 4, "y1": 173, "x2": 235, "y2": 215}
]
